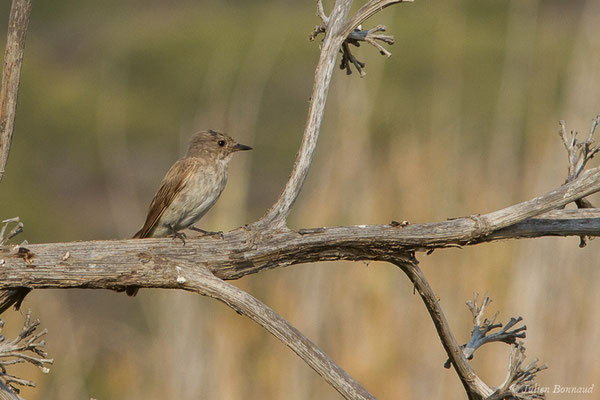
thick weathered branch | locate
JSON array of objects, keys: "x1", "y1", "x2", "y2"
[
  {"x1": 1, "y1": 168, "x2": 593, "y2": 398},
  {"x1": 0, "y1": 0, "x2": 32, "y2": 183},
  {"x1": 0, "y1": 203, "x2": 599, "y2": 292}
]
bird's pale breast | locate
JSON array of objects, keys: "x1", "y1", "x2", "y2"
[{"x1": 152, "y1": 159, "x2": 228, "y2": 236}]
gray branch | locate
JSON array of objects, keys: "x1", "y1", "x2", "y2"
[
  {"x1": 311, "y1": 0, "x2": 412, "y2": 76},
  {"x1": 261, "y1": 0, "x2": 415, "y2": 229},
  {"x1": 1, "y1": 175, "x2": 600, "y2": 287},
  {"x1": 444, "y1": 293, "x2": 527, "y2": 368},
  {"x1": 391, "y1": 258, "x2": 494, "y2": 399},
  {"x1": 488, "y1": 343, "x2": 548, "y2": 400},
  {"x1": 558, "y1": 117, "x2": 600, "y2": 246},
  {"x1": 0, "y1": 218, "x2": 23, "y2": 246},
  {"x1": 257, "y1": 0, "x2": 355, "y2": 229},
  {"x1": 559, "y1": 116, "x2": 600, "y2": 183},
  {"x1": 0, "y1": 311, "x2": 53, "y2": 396},
  {"x1": 0, "y1": 0, "x2": 32, "y2": 184}
]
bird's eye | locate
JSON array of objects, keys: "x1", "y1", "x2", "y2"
[{"x1": 218, "y1": 140, "x2": 225, "y2": 147}]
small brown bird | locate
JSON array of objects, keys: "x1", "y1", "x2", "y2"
[{"x1": 127, "y1": 130, "x2": 251, "y2": 295}]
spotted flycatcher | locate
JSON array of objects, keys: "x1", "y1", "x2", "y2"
[{"x1": 127, "y1": 130, "x2": 251, "y2": 295}]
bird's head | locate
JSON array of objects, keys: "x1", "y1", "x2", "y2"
[{"x1": 186, "y1": 130, "x2": 252, "y2": 161}]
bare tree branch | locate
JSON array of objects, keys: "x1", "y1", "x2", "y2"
[
  {"x1": 0, "y1": 164, "x2": 597, "y2": 397},
  {"x1": 0, "y1": 311, "x2": 52, "y2": 396},
  {"x1": 390, "y1": 258, "x2": 493, "y2": 399},
  {"x1": 0, "y1": 218, "x2": 23, "y2": 246},
  {"x1": 183, "y1": 265, "x2": 375, "y2": 400},
  {"x1": 311, "y1": 1, "x2": 412, "y2": 76},
  {"x1": 0, "y1": 0, "x2": 32, "y2": 184},
  {"x1": 1, "y1": 173, "x2": 599, "y2": 290},
  {"x1": 559, "y1": 117, "x2": 600, "y2": 183},
  {"x1": 343, "y1": 0, "x2": 414, "y2": 39},
  {"x1": 488, "y1": 343, "x2": 547, "y2": 400},
  {"x1": 257, "y1": 0, "x2": 355, "y2": 229},
  {"x1": 261, "y1": 0, "x2": 415, "y2": 227},
  {"x1": 558, "y1": 117, "x2": 600, "y2": 246},
  {"x1": 444, "y1": 293, "x2": 527, "y2": 368}
]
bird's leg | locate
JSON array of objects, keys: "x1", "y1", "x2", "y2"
[
  {"x1": 189, "y1": 226, "x2": 224, "y2": 239},
  {"x1": 168, "y1": 225, "x2": 187, "y2": 245}
]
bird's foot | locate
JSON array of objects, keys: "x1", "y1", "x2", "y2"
[
  {"x1": 189, "y1": 226, "x2": 224, "y2": 239},
  {"x1": 169, "y1": 230, "x2": 187, "y2": 245}
]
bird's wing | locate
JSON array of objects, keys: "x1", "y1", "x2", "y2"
[{"x1": 133, "y1": 158, "x2": 199, "y2": 238}]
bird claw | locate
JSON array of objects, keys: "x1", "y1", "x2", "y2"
[
  {"x1": 170, "y1": 230, "x2": 187, "y2": 245},
  {"x1": 189, "y1": 226, "x2": 224, "y2": 239}
]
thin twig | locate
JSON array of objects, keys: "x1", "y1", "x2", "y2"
[
  {"x1": 0, "y1": 218, "x2": 23, "y2": 246},
  {"x1": 0, "y1": 0, "x2": 33, "y2": 184},
  {"x1": 444, "y1": 293, "x2": 527, "y2": 368},
  {"x1": 558, "y1": 117, "x2": 600, "y2": 246},
  {"x1": 0, "y1": 311, "x2": 53, "y2": 395},
  {"x1": 342, "y1": 0, "x2": 414, "y2": 39},
  {"x1": 339, "y1": 25, "x2": 395, "y2": 76},
  {"x1": 390, "y1": 258, "x2": 493, "y2": 399},
  {"x1": 489, "y1": 343, "x2": 547, "y2": 400},
  {"x1": 559, "y1": 117, "x2": 600, "y2": 182},
  {"x1": 316, "y1": 0, "x2": 329, "y2": 25}
]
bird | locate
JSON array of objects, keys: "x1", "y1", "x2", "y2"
[
  {"x1": 0, "y1": 288, "x2": 30, "y2": 315},
  {"x1": 126, "y1": 130, "x2": 252, "y2": 296}
]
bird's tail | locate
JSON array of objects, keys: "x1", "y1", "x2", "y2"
[
  {"x1": 132, "y1": 228, "x2": 145, "y2": 239},
  {"x1": 0, "y1": 288, "x2": 31, "y2": 315}
]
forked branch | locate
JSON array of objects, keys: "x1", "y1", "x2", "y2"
[
  {"x1": 0, "y1": 218, "x2": 23, "y2": 246},
  {"x1": 260, "y1": 0, "x2": 413, "y2": 228},
  {"x1": 558, "y1": 117, "x2": 600, "y2": 246},
  {"x1": 444, "y1": 293, "x2": 527, "y2": 369},
  {"x1": 0, "y1": 311, "x2": 53, "y2": 396},
  {"x1": 311, "y1": 0, "x2": 411, "y2": 76},
  {"x1": 559, "y1": 116, "x2": 600, "y2": 183},
  {"x1": 489, "y1": 343, "x2": 547, "y2": 400},
  {"x1": 256, "y1": 0, "x2": 355, "y2": 229}
]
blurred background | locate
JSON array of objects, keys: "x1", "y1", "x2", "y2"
[{"x1": 1, "y1": 0, "x2": 599, "y2": 398}]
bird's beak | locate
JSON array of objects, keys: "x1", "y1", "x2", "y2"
[{"x1": 232, "y1": 143, "x2": 252, "y2": 151}]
